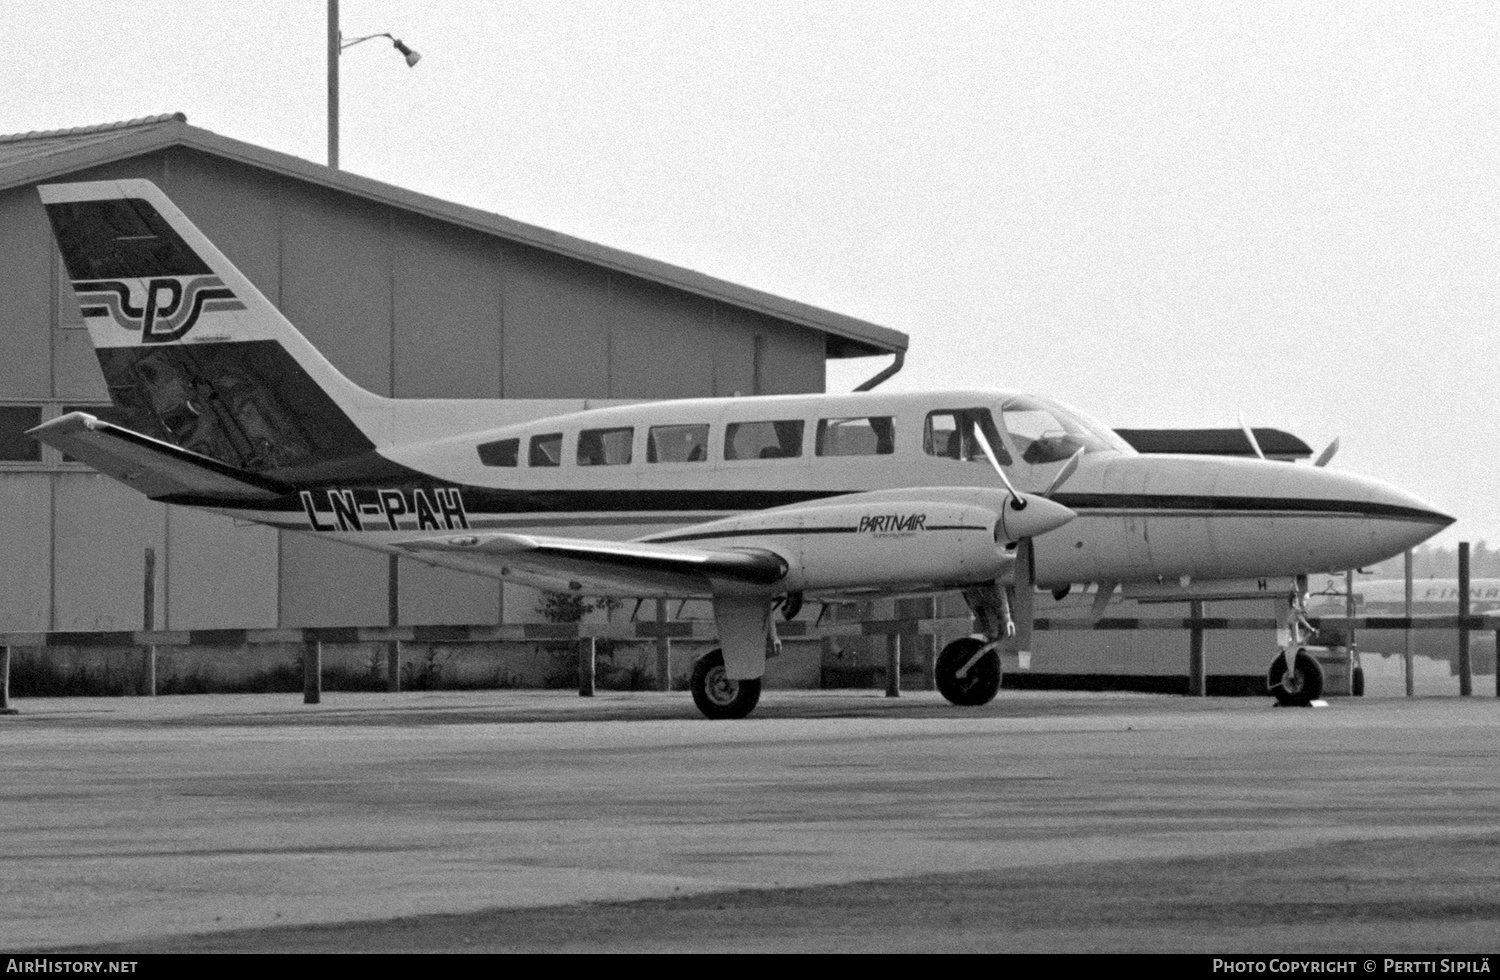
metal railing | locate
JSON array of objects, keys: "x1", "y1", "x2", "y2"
[{"x1": 2, "y1": 612, "x2": 1497, "y2": 713}]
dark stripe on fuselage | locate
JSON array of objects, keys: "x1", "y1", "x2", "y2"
[
  {"x1": 1050, "y1": 492, "x2": 1452, "y2": 525},
  {"x1": 187, "y1": 481, "x2": 1450, "y2": 528}
]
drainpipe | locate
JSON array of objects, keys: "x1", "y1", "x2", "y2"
[{"x1": 853, "y1": 351, "x2": 906, "y2": 392}]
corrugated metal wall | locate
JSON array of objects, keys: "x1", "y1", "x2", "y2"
[{"x1": 0, "y1": 146, "x2": 827, "y2": 631}]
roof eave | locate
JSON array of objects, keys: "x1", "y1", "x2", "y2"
[{"x1": 4, "y1": 119, "x2": 906, "y2": 358}]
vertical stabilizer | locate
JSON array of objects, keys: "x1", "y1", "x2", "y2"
[{"x1": 38, "y1": 179, "x2": 391, "y2": 473}]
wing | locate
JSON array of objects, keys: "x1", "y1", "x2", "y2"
[
  {"x1": 27, "y1": 412, "x2": 290, "y2": 502},
  {"x1": 394, "y1": 531, "x2": 789, "y2": 597}
]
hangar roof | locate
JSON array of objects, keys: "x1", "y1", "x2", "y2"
[{"x1": 0, "y1": 113, "x2": 906, "y2": 360}]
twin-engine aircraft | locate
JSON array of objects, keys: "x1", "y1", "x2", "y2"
[{"x1": 30, "y1": 180, "x2": 1453, "y2": 717}]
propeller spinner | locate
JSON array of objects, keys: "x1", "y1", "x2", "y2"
[{"x1": 970, "y1": 426, "x2": 1078, "y2": 543}]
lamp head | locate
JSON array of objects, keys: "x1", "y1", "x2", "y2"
[{"x1": 393, "y1": 38, "x2": 421, "y2": 67}]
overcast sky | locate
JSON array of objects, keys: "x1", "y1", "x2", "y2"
[{"x1": 5, "y1": 1, "x2": 1496, "y2": 548}]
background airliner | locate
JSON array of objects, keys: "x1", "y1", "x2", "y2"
[
  {"x1": 29, "y1": 180, "x2": 1454, "y2": 717},
  {"x1": 1307, "y1": 576, "x2": 1500, "y2": 614}
]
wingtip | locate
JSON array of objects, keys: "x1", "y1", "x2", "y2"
[{"x1": 25, "y1": 410, "x2": 99, "y2": 440}]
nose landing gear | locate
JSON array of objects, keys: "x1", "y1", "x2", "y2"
[
  {"x1": 1268, "y1": 648, "x2": 1326, "y2": 706},
  {"x1": 1268, "y1": 591, "x2": 1327, "y2": 707}
]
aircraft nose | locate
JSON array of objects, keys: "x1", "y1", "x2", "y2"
[
  {"x1": 998, "y1": 494, "x2": 1076, "y2": 543},
  {"x1": 1359, "y1": 475, "x2": 1454, "y2": 553},
  {"x1": 1284, "y1": 465, "x2": 1453, "y2": 568}
]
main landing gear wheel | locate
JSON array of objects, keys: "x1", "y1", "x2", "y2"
[
  {"x1": 1268, "y1": 649, "x2": 1325, "y2": 707},
  {"x1": 935, "y1": 637, "x2": 1001, "y2": 707},
  {"x1": 690, "y1": 649, "x2": 762, "y2": 720}
]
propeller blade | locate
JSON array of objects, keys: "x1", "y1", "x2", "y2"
[
  {"x1": 1012, "y1": 539, "x2": 1035, "y2": 664},
  {"x1": 1238, "y1": 412, "x2": 1266, "y2": 460},
  {"x1": 1314, "y1": 437, "x2": 1339, "y2": 468},
  {"x1": 1041, "y1": 447, "x2": 1084, "y2": 498},
  {"x1": 970, "y1": 422, "x2": 1022, "y2": 502},
  {"x1": 1088, "y1": 582, "x2": 1117, "y2": 622}
]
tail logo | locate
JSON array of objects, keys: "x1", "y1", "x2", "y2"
[{"x1": 73, "y1": 275, "x2": 245, "y2": 343}]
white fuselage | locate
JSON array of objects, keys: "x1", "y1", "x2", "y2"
[{"x1": 220, "y1": 388, "x2": 1451, "y2": 597}]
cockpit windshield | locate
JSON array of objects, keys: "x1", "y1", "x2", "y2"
[{"x1": 998, "y1": 395, "x2": 1134, "y2": 464}]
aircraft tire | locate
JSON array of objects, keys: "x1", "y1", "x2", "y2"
[
  {"x1": 935, "y1": 637, "x2": 1001, "y2": 707},
  {"x1": 690, "y1": 649, "x2": 762, "y2": 720},
  {"x1": 1268, "y1": 649, "x2": 1325, "y2": 707},
  {"x1": 1352, "y1": 666, "x2": 1365, "y2": 697}
]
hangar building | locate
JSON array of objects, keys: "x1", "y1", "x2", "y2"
[{"x1": 0, "y1": 114, "x2": 907, "y2": 633}]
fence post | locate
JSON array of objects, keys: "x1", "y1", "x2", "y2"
[
  {"x1": 578, "y1": 637, "x2": 596, "y2": 697},
  {"x1": 386, "y1": 640, "x2": 401, "y2": 693},
  {"x1": 387, "y1": 555, "x2": 400, "y2": 693},
  {"x1": 1404, "y1": 549, "x2": 1415, "y2": 697},
  {"x1": 655, "y1": 599, "x2": 670, "y2": 692},
  {"x1": 918, "y1": 632, "x2": 936, "y2": 691},
  {"x1": 0, "y1": 646, "x2": 16, "y2": 714},
  {"x1": 1187, "y1": 600, "x2": 1206, "y2": 696},
  {"x1": 886, "y1": 633, "x2": 901, "y2": 697},
  {"x1": 303, "y1": 639, "x2": 321, "y2": 705},
  {"x1": 1458, "y1": 542, "x2": 1472, "y2": 696},
  {"x1": 142, "y1": 547, "x2": 156, "y2": 696}
]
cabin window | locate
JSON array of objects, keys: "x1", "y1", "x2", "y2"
[
  {"x1": 725, "y1": 420, "x2": 804, "y2": 460},
  {"x1": 815, "y1": 416, "x2": 894, "y2": 457},
  {"x1": 529, "y1": 433, "x2": 562, "y2": 467},
  {"x1": 648, "y1": 424, "x2": 710, "y2": 463},
  {"x1": 924, "y1": 409, "x2": 1010, "y2": 465},
  {"x1": 476, "y1": 437, "x2": 520, "y2": 467},
  {"x1": 578, "y1": 426, "x2": 634, "y2": 466}
]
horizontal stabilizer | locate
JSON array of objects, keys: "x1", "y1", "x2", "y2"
[
  {"x1": 28, "y1": 412, "x2": 290, "y2": 502},
  {"x1": 397, "y1": 531, "x2": 788, "y2": 595}
]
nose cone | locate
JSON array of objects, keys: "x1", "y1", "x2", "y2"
[
  {"x1": 1071, "y1": 453, "x2": 1454, "y2": 583},
  {"x1": 1250, "y1": 462, "x2": 1453, "y2": 572},
  {"x1": 999, "y1": 494, "x2": 1076, "y2": 542},
  {"x1": 1342, "y1": 471, "x2": 1454, "y2": 558}
]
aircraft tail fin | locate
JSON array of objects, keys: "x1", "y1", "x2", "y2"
[
  {"x1": 37, "y1": 179, "x2": 388, "y2": 476},
  {"x1": 29, "y1": 412, "x2": 291, "y2": 502}
]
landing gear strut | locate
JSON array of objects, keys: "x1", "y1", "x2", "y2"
[
  {"x1": 1267, "y1": 590, "x2": 1326, "y2": 707},
  {"x1": 933, "y1": 583, "x2": 1014, "y2": 707},
  {"x1": 690, "y1": 649, "x2": 762, "y2": 720}
]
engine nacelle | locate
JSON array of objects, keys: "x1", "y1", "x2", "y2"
[{"x1": 676, "y1": 487, "x2": 1023, "y2": 594}]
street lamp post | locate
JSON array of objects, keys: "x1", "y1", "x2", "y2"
[{"x1": 326, "y1": 0, "x2": 421, "y2": 170}]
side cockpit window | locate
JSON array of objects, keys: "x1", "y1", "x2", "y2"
[
  {"x1": 815, "y1": 416, "x2": 894, "y2": 457},
  {"x1": 725, "y1": 420, "x2": 804, "y2": 460},
  {"x1": 648, "y1": 424, "x2": 710, "y2": 463},
  {"x1": 529, "y1": 433, "x2": 562, "y2": 467},
  {"x1": 924, "y1": 409, "x2": 1010, "y2": 466},
  {"x1": 999, "y1": 396, "x2": 1113, "y2": 464},
  {"x1": 477, "y1": 437, "x2": 519, "y2": 467},
  {"x1": 577, "y1": 427, "x2": 633, "y2": 466}
]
